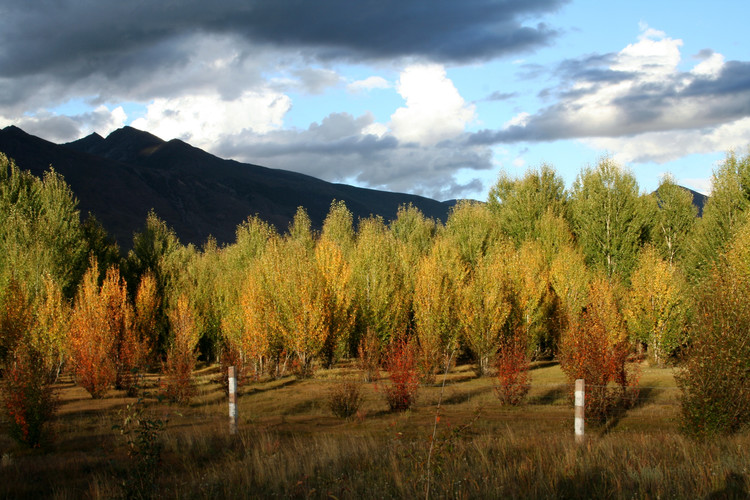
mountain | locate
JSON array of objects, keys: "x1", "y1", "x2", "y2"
[
  {"x1": 681, "y1": 186, "x2": 708, "y2": 217},
  {"x1": 0, "y1": 126, "x2": 456, "y2": 248}
]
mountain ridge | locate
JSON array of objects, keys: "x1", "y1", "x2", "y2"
[{"x1": 0, "y1": 125, "x2": 456, "y2": 249}]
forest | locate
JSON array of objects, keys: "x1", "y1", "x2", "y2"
[{"x1": 1, "y1": 150, "x2": 750, "y2": 497}]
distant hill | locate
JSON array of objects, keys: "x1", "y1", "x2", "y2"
[
  {"x1": 681, "y1": 186, "x2": 708, "y2": 217},
  {"x1": 0, "y1": 126, "x2": 456, "y2": 248}
]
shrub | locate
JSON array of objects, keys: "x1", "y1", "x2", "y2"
[
  {"x1": 328, "y1": 380, "x2": 363, "y2": 419},
  {"x1": 494, "y1": 334, "x2": 530, "y2": 405},
  {"x1": 677, "y1": 268, "x2": 750, "y2": 437},
  {"x1": 384, "y1": 339, "x2": 419, "y2": 412},
  {"x1": 1, "y1": 344, "x2": 57, "y2": 447}
]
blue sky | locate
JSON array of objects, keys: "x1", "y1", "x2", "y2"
[{"x1": 1, "y1": 0, "x2": 748, "y2": 201}]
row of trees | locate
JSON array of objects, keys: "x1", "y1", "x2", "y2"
[{"x1": 1, "y1": 149, "x2": 750, "y2": 443}]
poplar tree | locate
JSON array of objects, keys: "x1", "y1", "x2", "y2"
[
  {"x1": 570, "y1": 157, "x2": 648, "y2": 281},
  {"x1": 649, "y1": 175, "x2": 697, "y2": 267},
  {"x1": 685, "y1": 149, "x2": 750, "y2": 282},
  {"x1": 487, "y1": 163, "x2": 568, "y2": 245}
]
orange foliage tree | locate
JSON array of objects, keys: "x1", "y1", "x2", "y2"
[
  {"x1": 69, "y1": 261, "x2": 117, "y2": 398},
  {"x1": 559, "y1": 276, "x2": 639, "y2": 420},
  {"x1": 163, "y1": 294, "x2": 200, "y2": 403}
]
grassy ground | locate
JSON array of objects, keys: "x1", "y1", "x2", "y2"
[{"x1": 1, "y1": 361, "x2": 748, "y2": 499}]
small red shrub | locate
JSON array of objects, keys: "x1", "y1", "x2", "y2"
[
  {"x1": 383, "y1": 339, "x2": 419, "y2": 411},
  {"x1": 494, "y1": 334, "x2": 530, "y2": 405}
]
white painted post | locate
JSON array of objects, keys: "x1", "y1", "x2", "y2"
[
  {"x1": 575, "y1": 379, "x2": 585, "y2": 444},
  {"x1": 228, "y1": 366, "x2": 238, "y2": 435}
]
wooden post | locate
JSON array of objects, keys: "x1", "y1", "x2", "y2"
[
  {"x1": 228, "y1": 366, "x2": 238, "y2": 435},
  {"x1": 575, "y1": 379, "x2": 585, "y2": 444}
]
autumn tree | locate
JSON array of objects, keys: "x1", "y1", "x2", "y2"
[
  {"x1": 351, "y1": 217, "x2": 411, "y2": 350},
  {"x1": 30, "y1": 275, "x2": 70, "y2": 382},
  {"x1": 315, "y1": 236, "x2": 356, "y2": 367},
  {"x1": 413, "y1": 236, "x2": 465, "y2": 381},
  {"x1": 559, "y1": 275, "x2": 639, "y2": 420},
  {"x1": 321, "y1": 200, "x2": 356, "y2": 256},
  {"x1": 0, "y1": 154, "x2": 87, "y2": 300},
  {"x1": 677, "y1": 219, "x2": 750, "y2": 436},
  {"x1": 510, "y1": 240, "x2": 560, "y2": 357},
  {"x1": 624, "y1": 246, "x2": 690, "y2": 365},
  {"x1": 458, "y1": 245, "x2": 515, "y2": 376},
  {"x1": 163, "y1": 294, "x2": 200, "y2": 403},
  {"x1": 261, "y1": 235, "x2": 328, "y2": 377},
  {"x1": 443, "y1": 201, "x2": 500, "y2": 269},
  {"x1": 69, "y1": 261, "x2": 117, "y2": 398}
]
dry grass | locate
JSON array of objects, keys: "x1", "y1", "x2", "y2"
[{"x1": 1, "y1": 361, "x2": 748, "y2": 499}]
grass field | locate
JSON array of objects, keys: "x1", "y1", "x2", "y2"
[{"x1": 1, "y1": 361, "x2": 748, "y2": 499}]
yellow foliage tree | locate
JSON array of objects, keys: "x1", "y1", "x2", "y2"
[
  {"x1": 625, "y1": 246, "x2": 689, "y2": 365},
  {"x1": 459, "y1": 246, "x2": 515, "y2": 376},
  {"x1": 413, "y1": 236, "x2": 465, "y2": 380}
]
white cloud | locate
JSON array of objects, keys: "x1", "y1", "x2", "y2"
[
  {"x1": 585, "y1": 117, "x2": 750, "y2": 164},
  {"x1": 347, "y1": 76, "x2": 390, "y2": 93},
  {"x1": 131, "y1": 90, "x2": 291, "y2": 149},
  {"x1": 389, "y1": 64, "x2": 476, "y2": 146}
]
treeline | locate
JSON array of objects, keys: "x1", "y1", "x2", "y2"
[{"x1": 1, "y1": 150, "x2": 750, "y2": 444}]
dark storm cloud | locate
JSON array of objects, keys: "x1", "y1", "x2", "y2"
[
  {"x1": 467, "y1": 55, "x2": 750, "y2": 145},
  {"x1": 0, "y1": 0, "x2": 567, "y2": 79}
]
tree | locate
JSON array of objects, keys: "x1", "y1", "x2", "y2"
[
  {"x1": 69, "y1": 261, "x2": 117, "y2": 398},
  {"x1": 262, "y1": 237, "x2": 328, "y2": 377},
  {"x1": 163, "y1": 294, "x2": 200, "y2": 403},
  {"x1": 315, "y1": 236, "x2": 356, "y2": 366},
  {"x1": 487, "y1": 163, "x2": 568, "y2": 245},
  {"x1": 685, "y1": 149, "x2": 750, "y2": 282},
  {"x1": 559, "y1": 275, "x2": 639, "y2": 421},
  {"x1": 0, "y1": 154, "x2": 87, "y2": 300},
  {"x1": 510, "y1": 240, "x2": 559, "y2": 357},
  {"x1": 413, "y1": 236, "x2": 465, "y2": 380},
  {"x1": 570, "y1": 157, "x2": 648, "y2": 281},
  {"x1": 649, "y1": 175, "x2": 697, "y2": 267},
  {"x1": 458, "y1": 246, "x2": 515, "y2": 376},
  {"x1": 351, "y1": 217, "x2": 411, "y2": 350},
  {"x1": 443, "y1": 201, "x2": 500, "y2": 269},
  {"x1": 677, "y1": 219, "x2": 750, "y2": 436},
  {"x1": 624, "y1": 246, "x2": 689, "y2": 365},
  {"x1": 321, "y1": 200, "x2": 356, "y2": 256}
]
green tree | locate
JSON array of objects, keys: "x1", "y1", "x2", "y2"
[
  {"x1": 570, "y1": 157, "x2": 648, "y2": 280},
  {"x1": 649, "y1": 175, "x2": 697, "y2": 267},
  {"x1": 685, "y1": 149, "x2": 750, "y2": 282},
  {"x1": 487, "y1": 164, "x2": 568, "y2": 245},
  {"x1": 351, "y1": 217, "x2": 410, "y2": 350},
  {"x1": 443, "y1": 201, "x2": 500, "y2": 269}
]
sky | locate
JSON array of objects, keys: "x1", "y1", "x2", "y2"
[{"x1": 1, "y1": 1, "x2": 749, "y2": 202}]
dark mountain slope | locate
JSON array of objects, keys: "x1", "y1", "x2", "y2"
[{"x1": 1, "y1": 126, "x2": 454, "y2": 248}]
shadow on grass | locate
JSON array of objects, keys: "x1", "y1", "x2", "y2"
[
  {"x1": 528, "y1": 385, "x2": 569, "y2": 406},
  {"x1": 442, "y1": 386, "x2": 493, "y2": 405}
]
